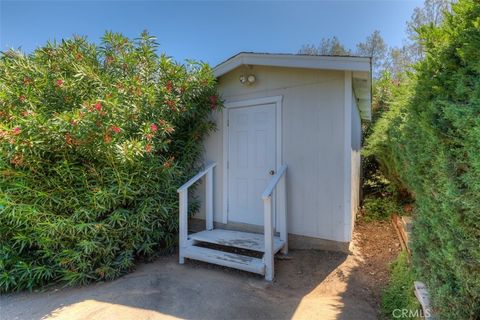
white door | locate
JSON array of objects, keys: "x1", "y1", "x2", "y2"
[{"x1": 227, "y1": 103, "x2": 277, "y2": 226}]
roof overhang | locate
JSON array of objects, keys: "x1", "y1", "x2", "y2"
[{"x1": 213, "y1": 52, "x2": 372, "y2": 120}]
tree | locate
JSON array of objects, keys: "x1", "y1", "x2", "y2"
[
  {"x1": 298, "y1": 36, "x2": 351, "y2": 56},
  {"x1": 384, "y1": 46, "x2": 414, "y2": 79},
  {"x1": 355, "y1": 30, "x2": 387, "y2": 78},
  {"x1": 405, "y1": 0, "x2": 453, "y2": 60}
]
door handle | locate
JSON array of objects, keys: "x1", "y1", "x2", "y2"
[{"x1": 269, "y1": 170, "x2": 275, "y2": 175}]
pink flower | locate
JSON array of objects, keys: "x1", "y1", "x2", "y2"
[
  {"x1": 166, "y1": 81, "x2": 173, "y2": 92},
  {"x1": 145, "y1": 144, "x2": 152, "y2": 153},
  {"x1": 150, "y1": 124, "x2": 158, "y2": 132},
  {"x1": 65, "y1": 133, "x2": 73, "y2": 145},
  {"x1": 94, "y1": 102, "x2": 102, "y2": 111},
  {"x1": 111, "y1": 125, "x2": 121, "y2": 134},
  {"x1": 12, "y1": 127, "x2": 21, "y2": 135},
  {"x1": 56, "y1": 79, "x2": 64, "y2": 87},
  {"x1": 209, "y1": 95, "x2": 218, "y2": 110},
  {"x1": 19, "y1": 95, "x2": 26, "y2": 103}
]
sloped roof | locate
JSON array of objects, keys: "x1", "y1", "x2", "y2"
[{"x1": 213, "y1": 52, "x2": 372, "y2": 120}]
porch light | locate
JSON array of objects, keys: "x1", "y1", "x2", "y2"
[{"x1": 239, "y1": 74, "x2": 256, "y2": 85}]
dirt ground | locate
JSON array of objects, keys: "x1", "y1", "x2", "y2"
[{"x1": 0, "y1": 220, "x2": 401, "y2": 320}]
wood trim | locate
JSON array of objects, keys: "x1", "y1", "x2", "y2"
[
  {"x1": 213, "y1": 53, "x2": 371, "y2": 78},
  {"x1": 224, "y1": 95, "x2": 283, "y2": 109},
  {"x1": 343, "y1": 71, "x2": 353, "y2": 242},
  {"x1": 177, "y1": 162, "x2": 216, "y2": 192},
  {"x1": 222, "y1": 110, "x2": 228, "y2": 224},
  {"x1": 222, "y1": 96, "x2": 283, "y2": 226},
  {"x1": 261, "y1": 164, "x2": 287, "y2": 200}
]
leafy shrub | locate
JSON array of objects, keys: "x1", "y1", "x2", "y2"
[
  {"x1": 365, "y1": 1, "x2": 480, "y2": 318},
  {"x1": 381, "y1": 252, "x2": 420, "y2": 319},
  {"x1": 361, "y1": 196, "x2": 401, "y2": 222},
  {"x1": 0, "y1": 32, "x2": 220, "y2": 291}
]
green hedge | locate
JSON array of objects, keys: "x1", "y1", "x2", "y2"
[
  {"x1": 365, "y1": 1, "x2": 480, "y2": 318},
  {"x1": 381, "y1": 252, "x2": 420, "y2": 319},
  {"x1": 0, "y1": 32, "x2": 220, "y2": 291}
]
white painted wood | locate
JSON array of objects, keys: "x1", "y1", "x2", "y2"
[
  {"x1": 263, "y1": 197, "x2": 274, "y2": 281},
  {"x1": 178, "y1": 163, "x2": 216, "y2": 263},
  {"x1": 352, "y1": 71, "x2": 372, "y2": 120},
  {"x1": 183, "y1": 245, "x2": 265, "y2": 275},
  {"x1": 224, "y1": 96, "x2": 283, "y2": 109},
  {"x1": 261, "y1": 164, "x2": 287, "y2": 200},
  {"x1": 222, "y1": 109, "x2": 229, "y2": 224},
  {"x1": 178, "y1": 190, "x2": 188, "y2": 264},
  {"x1": 343, "y1": 71, "x2": 353, "y2": 242},
  {"x1": 201, "y1": 66, "x2": 365, "y2": 243},
  {"x1": 227, "y1": 104, "x2": 276, "y2": 226},
  {"x1": 213, "y1": 53, "x2": 371, "y2": 78},
  {"x1": 278, "y1": 173, "x2": 288, "y2": 255},
  {"x1": 177, "y1": 162, "x2": 216, "y2": 192},
  {"x1": 414, "y1": 281, "x2": 433, "y2": 320},
  {"x1": 206, "y1": 169, "x2": 213, "y2": 230},
  {"x1": 189, "y1": 229, "x2": 285, "y2": 253},
  {"x1": 222, "y1": 96, "x2": 283, "y2": 226},
  {"x1": 350, "y1": 92, "x2": 362, "y2": 238}
]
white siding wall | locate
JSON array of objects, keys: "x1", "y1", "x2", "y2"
[
  {"x1": 349, "y1": 93, "x2": 362, "y2": 240},
  {"x1": 196, "y1": 66, "x2": 352, "y2": 242}
]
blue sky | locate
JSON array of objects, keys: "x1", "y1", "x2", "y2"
[{"x1": 1, "y1": 0, "x2": 422, "y2": 66}]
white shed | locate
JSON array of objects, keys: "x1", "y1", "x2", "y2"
[{"x1": 177, "y1": 52, "x2": 372, "y2": 280}]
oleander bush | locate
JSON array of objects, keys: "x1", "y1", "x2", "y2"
[
  {"x1": 365, "y1": 1, "x2": 480, "y2": 318},
  {"x1": 0, "y1": 31, "x2": 220, "y2": 292}
]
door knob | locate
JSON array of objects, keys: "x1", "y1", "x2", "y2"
[{"x1": 269, "y1": 170, "x2": 275, "y2": 175}]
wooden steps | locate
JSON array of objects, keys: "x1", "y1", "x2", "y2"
[
  {"x1": 183, "y1": 246, "x2": 265, "y2": 275},
  {"x1": 189, "y1": 229, "x2": 285, "y2": 253},
  {"x1": 181, "y1": 228, "x2": 287, "y2": 277}
]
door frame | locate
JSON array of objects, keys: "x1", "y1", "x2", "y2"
[{"x1": 222, "y1": 95, "x2": 283, "y2": 224}]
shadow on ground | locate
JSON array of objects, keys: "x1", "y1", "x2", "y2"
[{"x1": 1, "y1": 223, "x2": 399, "y2": 320}]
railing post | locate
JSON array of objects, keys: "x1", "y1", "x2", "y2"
[
  {"x1": 264, "y1": 197, "x2": 274, "y2": 281},
  {"x1": 278, "y1": 172, "x2": 288, "y2": 255},
  {"x1": 206, "y1": 168, "x2": 213, "y2": 231},
  {"x1": 179, "y1": 189, "x2": 188, "y2": 264}
]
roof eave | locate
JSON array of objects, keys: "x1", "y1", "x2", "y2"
[
  {"x1": 213, "y1": 52, "x2": 372, "y2": 121},
  {"x1": 213, "y1": 52, "x2": 371, "y2": 78}
]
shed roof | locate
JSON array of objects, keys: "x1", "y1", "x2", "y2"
[{"x1": 213, "y1": 52, "x2": 372, "y2": 120}]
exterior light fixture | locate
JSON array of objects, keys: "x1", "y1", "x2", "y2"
[{"x1": 239, "y1": 74, "x2": 256, "y2": 86}]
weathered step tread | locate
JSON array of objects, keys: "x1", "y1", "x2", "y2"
[
  {"x1": 183, "y1": 245, "x2": 265, "y2": 275},
  {"x1": 189, "y1": 229, "x2": 284, "y2": 253}
]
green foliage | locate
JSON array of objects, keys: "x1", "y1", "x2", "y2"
[
  {"x1": 362, "y1": 196, "x2": 401, "y2": 222},
  {"x1": 362, "y1": 72, "x2": 409, "y2": 199},
  {"x1": 381, "y1": 252, "x2": 420, "y2": 319},
  {"x1": 366, "y1": 1, "x2": 480, "y2": 318},
  {"x1": 0, "y1": 32, "x2": 220, "y2": 292}
]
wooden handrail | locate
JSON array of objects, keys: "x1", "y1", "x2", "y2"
[
  {"x1": 262, "y1": 164, "x2": 288, "y2": 281},
  {"x1": 178, "y1": 162, "x2": 216, "y2": 265},
  {"x1": 261, "y1": 164, "x2": 287, "y2": 200},
  {"x1": 177, "y1": 162, "x2": 217, "y2": 193}
]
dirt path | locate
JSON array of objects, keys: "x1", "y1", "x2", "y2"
[{"x1": 0, "y1": 220, "x2": 401, "y2": 320}]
